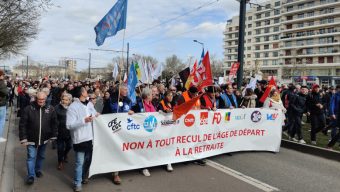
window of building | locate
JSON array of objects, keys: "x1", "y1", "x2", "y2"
[
  {"x1": 235, "y1": 33, "x2": 239, "y2": 38},
  {"x1": 263, "y1": 60, "x2": 268, "y2": 66},
  {"x1": 256, "y1": 37, "x2": 260, "y2": 42},
  {"x1": 227, "y1": 56, "x2": 232, "y2": 60},
  {"x1": 306, "y1": 48, "x2": 313, "y2": 54},
  {"x1": 264, "y1": 36, "x2": 270, "y2": 41},
  {"x1": 256, "y1": 14, "x2": 261, "y2": 19},
  {"x1": 228, "y1": 34, "x2": 232, "y2": 38},
  {"x1": 273, "y1": 52, "x2": 278, "y2": 57},
  {"x1": 264, "y1": 28, "x2": 270, "y2": 33},
  {"x1": 298, "y1": 13, "x2": 304, "y2": 19},
  {"x1": 307, "y1": 11, "x2": 314, "y2": 17},
  {"x1": 306, "y1": 57, "x2": 313, "y2": 64},
  {"x1": 306, "y1": 30, "x2": 314, "y2": 36},
  {"x1": 327, "y1": 56, "x2": 333, "y2": 63},
  {"x1": 257, "y1": 6, "x2": 262, "y2": 11},
  {"x1": 319, "y1": 57, "x2": 325, "y2": 63},
  {"x1": 319, "y1": 47, "x2": 326, "y2": 53},
  {"x1": 274, "y1": 9, "x2": 280, "y2": 15},
  {"x1": 319, "y1": 37, "x2": 327, "y2": 44},
  {"x1": 235, "y1": 26, "x2": 239, "y2": 30},
  {"x1": 274, "y1": 18, "x2": 280, "y2": 24},
  {"x1": 286, "y1": 24, "x2": 292, "y2": 29},
  {"x1": 306, "y1": 39, "x2": 314, "y2": 45},
  {"x1": 255, "y1": 53, "x2": 260, "y2": 58},
  {"x1": 308, "y1": 21, "x2": 314, "y2": 26},
  {"x1": 229, "y1": 27, "x2": 232, "y2": 32},
  {"x1": 296, "y1": 40, "x2": 304, "y2": 46},
  {"x1": 287, "y1": 16, "x2": 293, "y2": 21},
  {"x1": 327, "y1": 47, "x2": 334, "y2": 53},
  {"x1": 256, "y1": 22, "x2": 261, "y2": 27},
  {"x1": 273, "y1": 26, "x2": 279, "y2": 32},
  {"x1": 286, "y1": 50, "x2": 291, "y2": 56},
  {"x1": 247, "y1": 39, "x2": 252, "y2": 43},
  {"x1": 248, "y1": 16, "x2": 252, "y2": 20},
  {"x1": 247, "y1": 54, "x2": 251, "y2": 58},
  {"x1": 264, "y1": 52, "x2": 269, "y2": 58},
  {"x1": 265, "y1": 4, "x2": 271, "y2": 9},
  {"x1": 273, "y1": 43, "x2": 279, "y2": 48},
  {"x1": 298, "y1": 4, "x2": 304, "y2": 9},
  {"x1": 297, "y1": 32, "x2": 304, "y2": 37},
  {"x1": 248, "y1": 31, "x2": 252, "y2": 35},
  {"x1": 248, "y1": 24, "x2": 252, "y2": 28},
  {"x1": 319, "y1": 28, "x2": 326, "y2": 34},
  {"x1": 297, "y1": 49, "x2": 303, "y2": 55},
  {"x1": 272, "y1": 60, "x2": 279, "y2": 65},
  {"x1": 285, "y1": 41, "x2": 292, "y2": 47},
  {"x1": 320, "y1": 18, "x2": 327, "y2": 24},
  {"x1": 255, "y1": 45, "x2": 261, "y2": 50},
  {"x1": 297, "y1": 23, "x2": 304, "y2": 28},
  {"x1": 287, "y1": 6, "x2": 293, "y2": 12},
  {"x1": 275, "y1": 1, "x2": 280, "y2": 7},
  {"x1": 264, "y1": 44, "x2": 269, "y2": 49},
  {"x1": 273, "y1": 35, "x2": 279, "y2": 40},
  {"x1": 285, "y1": 58, "x2": 292, "y2": 64},
  {"x1": 296, "y1": 58, "x2": 303, "y2": 64},
  {"x1": 328, "y1": 27, "x2": 335, "y2": 33},
  {"x1": 265, "y1": 20, "x2": 270, "y2": 25},
  {"x1": 235, "y1": 41, "x2": 238, "y2": 45},
  {"x1": 265, "y1": 12, "x2": 271, "y2": 17},
  {"x1": 328, "y1": 18, "x2": 334, "y2": 23},
  {"x1": 320, "y1": 0, "x2": 327, "y2": 4},
  {"x1": 247, "y1": 46, "x2": 251, "y2": 50},
  {"x1": 234, "y1": 48, "x2": 238, "y2": 52},
  {"x1": 256, "y1": 29, "x2": 261, "y2": 34},
  {"x1": 306, "y1": 1, "x2": 315, "y2": 7}
]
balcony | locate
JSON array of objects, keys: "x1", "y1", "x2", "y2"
[
  {"x1": 281, "y1": 29, "x2": 340, "y2": 41},
  {"x1": 281, "y1": 0, "x2": 340, "y2": 15},
  {"x1": 281, "y1": 20, "x2": 340, "y2": 33},
  {"x1": 281, "y1": 11, "x2": 340, "y2": 25}
]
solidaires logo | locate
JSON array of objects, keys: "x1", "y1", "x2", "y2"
[
  {"x1": 143, "y1": 115, "x2": 158, "y2": 132},
  {"x1": 251, "y1": 111, "x2": 262, "y2": 123}
]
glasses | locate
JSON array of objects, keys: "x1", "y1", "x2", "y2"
[{"x1": 170, "y1": 89, "x2": 176, "y2": 91}]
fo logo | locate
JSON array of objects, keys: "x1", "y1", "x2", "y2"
[
  {"x1": 251, "y1": 111, "x2": 262, "y2": 123},
  {"x1": 200, "y1": 112, "x2": 208, "y2": 125},
  {"x1": 143, "y1": 115, "x2": 158, "y2": 132},
  {"x1": 184, "y1": 114, "x2": 195, "y2": 127}
]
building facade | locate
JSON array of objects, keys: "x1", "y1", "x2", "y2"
[{"x1": 224, "y1": 0, "x2": 340, "y2": 86}]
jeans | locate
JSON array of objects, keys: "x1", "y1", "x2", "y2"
[
  {"x1": 289, "y1": 114, "x2": 303, "y2": 140},
  {"x1": 310, "y1": 114, "x2": 326, "y2": 141},
  {"x1": 26, "y1": 144, "x2": 47, "y2": 178},
  {"x1": 0, "y1": 106, "x2": 6, "y2": 138},
  {"x1": 74, "y1": 150, "x2": 92, "y2": 187},
  {"x1": 57, "y1": 138, "x2": 72, "y2": 163}
]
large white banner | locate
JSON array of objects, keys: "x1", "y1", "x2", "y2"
[{"x1": 89, "y1": 108, "x2": 283, "y2": 177}]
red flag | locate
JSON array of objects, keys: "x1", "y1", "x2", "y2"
[
  {"x1": 196, "y1": 51, "x2": 213, "y2": 91},
  {"x1": 228, "y1": 62, "x2": 240, "y2": 82},
  {"x1": 259, "y1": 76, "x2": 277, "y2": 103},
  {"x1": 172, "y1": 93, "x2": 203, "y2": 120}
]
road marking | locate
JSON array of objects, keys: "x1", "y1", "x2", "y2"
[{"x1": 207, "y1": 160, "x2": 279, "y2": 192}]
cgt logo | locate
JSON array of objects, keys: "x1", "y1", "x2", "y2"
[
  {"x1": 184, "y1": 114, "x2": 195, "y2": 127},
  {"x1": 143, "y1": 115, "x2": 158, "y2": 132},
  {"x1": 267, "y1": 113, "x2": 279, "y2": 120},
  {"x1": 127, "y1": 118, "x2": 140, "y2": 130},
  {"x1": 225, "y1": 112, "x2": 231, "y2": 122},
  {"x1": 251, "y1": 111, "x2": 262, "y2": 123},
  {"x1": 212, "y1": 112, "x2": 222, "y2": 124},
  {"x1": 200, "y1": 112, "x2": 209, "y2": 125}
]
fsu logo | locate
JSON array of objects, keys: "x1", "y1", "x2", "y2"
[
  {"x1": 184, "y1": 114, "x2": 195, "y2": 127},
  {"x1": 200, "y1": 112, "x2": 209, "y2": 125}
]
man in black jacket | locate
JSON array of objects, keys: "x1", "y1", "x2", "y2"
[
  {"x1": 306, "y1": 84, "x2": 325, "y2": 145},
  {"x1": 19, "y1": 91, "x2": 58, "y2": 185},
  {"x1": 289, "y1": 86, "x2": 308, "y2": 144}
]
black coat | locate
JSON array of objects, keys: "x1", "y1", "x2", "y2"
[
  {"x1": 306, "y1": 92, "x2": 325, "y2": 115},
  {"x1": 19, "y1": 93, "x2": 31, "y2": 117},
  {"x1": 55, "y1": 104, "x2": 70, "y2": 140},
  {"x1": 288, "y1": 92, "x2": 307, "y2": 115},
  {"x1": 19, "y1": 102, "x2": 58, "y2": 146}
]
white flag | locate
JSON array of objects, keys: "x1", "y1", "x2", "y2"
[
  {"x1": 112, "y1": 62, "x2": 119, "y2": 79},
  {"x1": 152, "y1": 63, "x2": 163, "y2": 80}
]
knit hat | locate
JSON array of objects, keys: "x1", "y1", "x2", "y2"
[{"x1": 312, "y1": 84, "x2": 319, "y2": 90}]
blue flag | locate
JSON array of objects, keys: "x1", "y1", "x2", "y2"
[
  {"x1": 94, "y1": 0, "x2": 128, "y2": 46},
  {"x1": 127, "y1": 63, "x2": 138, "y2": 104}
]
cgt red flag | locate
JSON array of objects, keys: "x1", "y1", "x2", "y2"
[
  {"x1": 172, "y1": 93, "x2": 203, "y2": 120},
  {"x1": 196, "y1": 51, "x2": 213, "y2": 91},
  {"x1": 228, "y1": 62, "x2": 240, "y2": 82},
  {"x1": 259, "y1": 76, "x2": 277, "y2": 103}
]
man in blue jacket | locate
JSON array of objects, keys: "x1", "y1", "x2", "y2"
[{"x1": 327, "y1": 85, "x2": 340, "y2": 148}]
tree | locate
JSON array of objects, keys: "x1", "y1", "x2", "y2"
[
  {"x1": 0, "y1": 0, "x2": 52, "y2": 58},
  {"x1": 209, "y1": 54, "x2": 224, "y2": 77},
  {"x1": 162, "y1": 54, "x2": 185, "y2": 80}
]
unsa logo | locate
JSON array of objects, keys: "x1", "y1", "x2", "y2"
[
  {"x1": 143, "y1": 115, "x2": 158, "y2": 132},
  {"x1": 251, "y1": 111, "x2": 262, "y2": 123},
  {"x1": 184, "y1": 114, "x2": 195, "y2": 127}
]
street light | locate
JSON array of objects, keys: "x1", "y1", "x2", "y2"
[{"x1": 193, "y1": 40, "x2": 204, "y2": 50}]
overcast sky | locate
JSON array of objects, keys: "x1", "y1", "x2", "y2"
[{"x1": 4, "y1": 0, "x2": 243, "y2": 71}]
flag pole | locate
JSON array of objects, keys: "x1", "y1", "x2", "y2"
[{"x1": 117, "y1": 29, "x2": 127, "y2": 113}]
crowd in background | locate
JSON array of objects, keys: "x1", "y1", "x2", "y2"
[{"x1": 0, "y1": 71, "x2": 340, "y2": 191}]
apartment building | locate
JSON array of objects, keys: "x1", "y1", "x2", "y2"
[{"x1": 223, "y1": 0, "x2": 340, "y2": 86}]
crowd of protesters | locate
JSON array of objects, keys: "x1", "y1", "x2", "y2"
[{"x1": 0, "y1": 69, "x2": 339, "y2": 191}]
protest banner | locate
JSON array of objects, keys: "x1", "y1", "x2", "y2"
[{"x1": 89, "y1": 108, "x2": 283, "y2": 177}]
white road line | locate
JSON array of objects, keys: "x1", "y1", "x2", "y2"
[{"x1": 207, "y1": 160, "x2": 280, "y2": 192}]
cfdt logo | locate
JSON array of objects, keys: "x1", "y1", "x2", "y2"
[
  {"x1": 212, "y1": 112, "x2": 222, "y2": 124},
  {"x1": 143, "y1": 115, "x2": 158, "y2": 132},
  {"x1": 184, "y1": 114, "x2": 195, "y2": 127},
  {"x1": 200, "y1": 112, "x2": 209, "y2": 125},
  {"x1": 127, "y1": 118, "x2": 140, "y2": 130},
  {"x1": 251, "y1": 111, "x2": 262, "y2": 123},
  {"x1": 108, "y1": 118, "x2": 121, "y2": 133},
  {"x1": 225, "y1": 112, "x2": 231, "y2": 122},
  {"x1": 267, "y1": 113, "x2": 279, "y2": 120}
]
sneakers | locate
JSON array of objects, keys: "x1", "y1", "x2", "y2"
[
  {"x1": 26, "y1": 176, "x2": 34, "y2": 185},
  {"x1": 0, "y1": 137, "x2": 6, "y2": 143},
  {"x1": 166, "y1": 164, "x2": 173, "y2": 172},
  {"x1": 35, "y1": 171, "x2": 43, "y2": 178},
  {"x1": 73, "y1": 185, "x2": 82, "y2": 192},
  {"x1": 142, "y1": 169, "x2": 151, "y2": 176},
  {"x1": 311, "y1": 141, "x2": 317, "y2": 145},
  {"x1": 291, "y1": 138, "x2": 298, "y2": 142},
  {"x1": 298, "y1": 139, "x2": 306, "y2": 144},
  {"x1": 112, "y1": 175, "x2": 121, "y2": 185},
  {"x1": 57, "y1": 162, "x2": 63, "y2": 170},
  {"x1": 282, "y1": 131, "x2": 289, "y2": 137}
]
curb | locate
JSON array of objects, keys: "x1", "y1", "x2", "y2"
[
  {"x1": 0, "y1": 107, "x2": 12, "y2": 183},
  {"x1": 281, "y1": 139, "x2": 340, "y2": 162}
]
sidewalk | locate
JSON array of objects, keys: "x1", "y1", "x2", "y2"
[{"x1": 1, "y1": 109, "x2": 263, "y2": 192}]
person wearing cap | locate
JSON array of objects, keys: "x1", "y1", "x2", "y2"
[
  {"x1": 176, "y1": 86, "x2": 200, "y2": 109},
  {"x1": 0, "y1": 70, "x2": 8, "y2": 142},
  {"x1": 200, "y1": 86, "x2": 217, "y2": 110},
  {"x1": 306, "y1": 84, "x2": 326, "y2": 145},
  {"x1": 327, "y1": 85, "x2": 340, "y2": 148}
]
